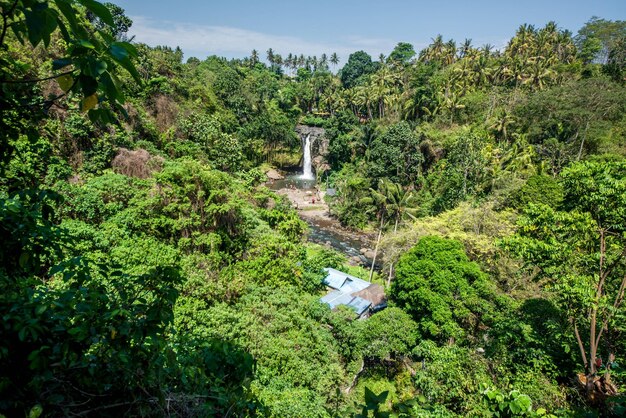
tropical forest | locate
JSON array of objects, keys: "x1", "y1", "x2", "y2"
[{"x1": 1, "y1": 0, "x2": 626, "y2": 416}]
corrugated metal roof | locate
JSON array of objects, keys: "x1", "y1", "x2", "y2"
[
  {"x1": 348, "y1": 296, "x2": 372, "y2": 316},
  {"x1": 321, "y1": 290, "x2": 353, "y2": 307},
  {"x1": 320, "y1": 290, "x2": 372, "y2": 316},
  {"x1": 323, "y1": 268, "x2": 370, "y2": 293},
  {"x1": 321, "y1": 268, "x2": 384, "y2": 317}
]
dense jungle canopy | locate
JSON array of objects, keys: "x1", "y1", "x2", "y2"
[{"x1": 1, "y1": 1, "x2": 626, "y2": 416}]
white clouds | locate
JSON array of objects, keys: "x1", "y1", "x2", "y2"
[{"x1": 128, "y1": 16, "x2": 402, "y2": 61}]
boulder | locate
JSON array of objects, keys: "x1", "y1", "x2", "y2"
[{"x1": 266, "y1": 168, "x2": 284, "y2": 180}]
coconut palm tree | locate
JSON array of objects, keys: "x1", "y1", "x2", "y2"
[
  {"x1": 364, "y1": 180, "x2": 418, "y2": 283},
  {"x1": 250, "y1": 49, "x2": 259, "y2": 67},
  {"x1": 363, "y1": 181, "x2": 389, "y2": 282},
  {"x1": 460, "y1": 38, "x2": 473, "y2": 58},
  {"x1": 444, "y1": 39, "x2": 457, "y2": 65},
  {"x1": 488, "y1": 108, "x2": 515, "y2": 141},
  {"x1": 355, "y1": 84, "x2": 375, "y2": 119},
  {"x1": 330, "y1": 52, "x2": 339, "y2": 70},
  {"x1": 379, "y1": 182, "x2": 419, "y2": 285},
  {"x1": 266, "y1": 48, "x2": 275, "y2": 65},
  {"x1": 370, "y1": 66, "x2": 396, "y2": 117},
  {"x1": 320, "y1": 53, "x2": 328, "y2": 71}
]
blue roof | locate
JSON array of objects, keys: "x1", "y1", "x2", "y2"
[
  {"x1": 323, "y1": 268, "x2": 370, "y2": 293},
  {"x1": 320, "y1": 290, "x2": 372, "y2": 316}
]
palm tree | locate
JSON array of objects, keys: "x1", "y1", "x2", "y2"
[
  {"x1": 250, "y1": 49, "x2": 259, "y2": 67},
  {"x1": 444, "y1": 39, "x2": 457, "y2": 65},
  {"x1": 488, "y1": 108, "x2": 515, "y2": 141},
  {"x1": 363, "y1": 181, "x2": 389, "y2": 282},
  {"x1": 266, "y1": 48, "x2": 275, "y2": 65},
  {"x1": 481, "y1": 43, "x2": 494, "y2": 57},
  {"x1": 359, "y1": 124, "x2": 376, "y2": 160},
  {"x1": 320, "y1": 53, "x2": 328, "y2": 71},
  {"x1": 431, "y1": 34, "x2": 445, "y2": 59},
  {"x1": 379, "y1": 182, "x2": 418, "y2": 285},
  {"x1": 343, "y1": 87, "x2": 359, "y2": 117},
  {"x1": 274, "y1": 53, "x2": 283, "y2": 68},
  {"x1": 354, "y1": 84, "x2": 374, "y2": 120},
  {"x1": 370, "y1": 68, "x2": 387, "y2": 117},
  {"x1": 365, "y1": 180, "x2": 418, "y2": 283},
  {"x1": 460, "y1": 38, "x2": 473, "y2": 58},
  {"x1": 330, "y1": 52, "x2": 339, "y2": 70}
]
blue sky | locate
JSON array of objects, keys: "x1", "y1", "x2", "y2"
[{"x1": 113, "y1": 0, "x2": 625, "y2": 63}]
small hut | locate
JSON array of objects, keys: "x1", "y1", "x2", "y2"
[{"x1": 320, "y1": 268, "x2": 387, "y2": 318}]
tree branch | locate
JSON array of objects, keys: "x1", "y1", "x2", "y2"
[
  {"x1": 600, "y1": 245, "x2": 626, "y2": 283},
  {"x1": 595, "y1": 273, "x2": 626, "y2": 350},
  {"x1": 573, "y1": 321, "x2": 588, "y2": 371},
  {"x1": 0, "y1": 69, "x2": 76, "y2": 84}
]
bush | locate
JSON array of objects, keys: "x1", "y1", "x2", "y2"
[{"x1": 391, "y1": 236, "x2": 501, "y2": 344}]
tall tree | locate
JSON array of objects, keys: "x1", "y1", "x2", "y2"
[
  {"x1": 505, "y1": 161, "x2": 626, "y2": 402},
  {"x1": 250, "y1": 49, "x2": 259, "y2": 67},
  {"x1": 87, "y1": 1, "x2": 133, "y2": 41},
  {"x1": 575, "y1": 17, "x2": 626, "y2": 64},
  {"x1": 266, "y1": 48, "x2": 275, "y2": 65},
  {"x1": 340, "y1": 50, "x2": 376, "y2": 88},
  {"x1": 391, "y1": 236, "x2": 500, "y2": 344},
  {"x1": 389, "y1": 42, "x2": 416, "y2": 64},
  {"x1": 330, "y1": 52, "x2": 340, "y2": 70}
]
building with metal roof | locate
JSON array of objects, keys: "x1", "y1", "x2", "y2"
[{"x1": 321, "y1": 268, "x2": 387, "y2": 318}]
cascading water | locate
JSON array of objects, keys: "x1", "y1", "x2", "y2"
[{"x1": 300, "y1": 133, "x2": 315, "y2": 180}]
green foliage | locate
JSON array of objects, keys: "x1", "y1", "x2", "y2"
[
  {"x1": 180, "y1": 287, "x2": 344, "y2": 417},
  {"x1": 329, "y1": 163, "x2": 375, "y2": 228},
  {"x1": 1, "y1": 135, "x2": 72, "y2": 191},
  {"x1": 389, "y1": 42, "x2": 416, "y2": 64},
  {"x1": 514, "y1": 78, "x2": 626, "y2": 165},
  {"x1": 391, "y1": 236, "x2": 501, "y2": 343},
  {"x1": 412, "y1": 340, "x2": 494, "y2": 415},
  {"x1": 575, "y1": 17, "x2": 626, "y2": 64},
  {"x1": 428, "y1": 130, "x2": 490, "y2": 213},
  {"x1": 368, "y1": 122, "x2": 423, "y2": 186},
  {"x1": 177, "y1": 112, "x2": 245, "y2": 171},
  {"x1": 301, "y1": 114, "x2": 328, "y2": 127},
  {"x1": 482, "y1": 388, "x2": 535, "y2": 417},
  {"x1": 340, "y1": 51, "x2": 378, "y2": 88},
  {"x1": 351, "y1": 387, "x2": 391, "y2": 418},
  {"x1": 510, "y1": 174, "x2": 564, "y2": 210},
  {"x1": 361, "y1": 308, "x2": 419, "y2": 361},
  {"x1": 1, "y1": 0, "x2": 140, "y2": 125},
  {"x1": 3, "y1": 5, "x2": 626, "y2": 416},
  {"x1": 0, "y1": 190, "x2": 184, "y2": 415},
  {"x1": 87, "y1": 2, "x2": 133, "y2": 40},
  {"x1": 504, "y1": 161, "x2": 626, "y2": 407}
]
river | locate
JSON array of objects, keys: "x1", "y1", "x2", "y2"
[{"x1": 266, "y1": 173, "x2": 374, "y2": 266}]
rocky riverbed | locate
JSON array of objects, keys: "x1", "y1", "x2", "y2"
[{"x1": 268, "y1": 176, "x2": 376, "y2": 266}]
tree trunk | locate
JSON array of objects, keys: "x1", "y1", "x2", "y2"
[
  {"x1": 576, "y1": 121, "x2": 589, "y2": 161},
  {"x1": 344, "y1": 359, "x2": 365, "y2": 394},
  {"x1": 387, "y1": 217, "x2": 399, "y2": 287},
  {"x1": 369, "y1": 215, "x2": 384, "y2": 282}
]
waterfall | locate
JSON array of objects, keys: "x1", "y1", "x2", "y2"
[{"x1": 300, "y1": 133, "x2": 314, "y2": 180}]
